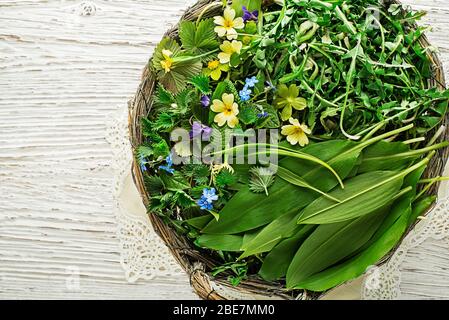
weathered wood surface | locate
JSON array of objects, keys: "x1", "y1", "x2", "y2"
[{"x1": 0, "y1": 0, "x2": 448, "y2": 299}]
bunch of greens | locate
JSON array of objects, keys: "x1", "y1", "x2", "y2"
[{"x1": 137, "y1": 0, "x2": 449, "y2": 293}]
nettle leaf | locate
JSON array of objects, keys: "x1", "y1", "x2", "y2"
[
  {"x1": 160, "y1": 171, "x2": 190, "y2": 191},
  {"x1": 152, "y1": 113, "x2": 175, "y2": 132},
  {"x1": 216, "y1": 169, "x2": 237, "y2": 187},
  {"x1": 137, "y1": 145, "x2": 154, "y2": 159},
  {"x1": 179, "y1": 19, "x2": 219, "y2": 54},
  {"x1": 144, "y1": 175, "x2": 165, "y2": 196},
  {"x1": 249, "y1": 167, "x2": 275, "y2": 196},
  {"x1": 175, "y1": 89, "x2": 196, "y2": 114},
  {"x1": 174, "y1": 190, "x2": 196, "y2": 208},
  {"x1": 154, "y1": 85, "x2": 175, "y2": 106},
  {"x1": 189, "y1": 74, "x2": 211, "y2": 94},
  {"x1": 182, "y1": 164, "x2": 210, "y2": 185},
  {"x1": 152, "y1": 140, "x2": 170, "y2": 159},
  {"x1": 239, "y1": 106, "x2": 258, "y2": 125},
  {"x1": 141, "y1": 118, "x2": 154, "y2": 137}
]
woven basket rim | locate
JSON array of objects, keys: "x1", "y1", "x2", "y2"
[{"x1": 128, "y1": 0, "x2": 449, "y2": 300}]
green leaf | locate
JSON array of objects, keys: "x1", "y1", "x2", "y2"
[
  {"x1": 277, "y1": 166, "x2": 342, "y2": 202},
  {"x1": 159, "y1": 171, "x2": 190, "y2": 191},
  {"x1": 216, "y1": 169, "x2": 237, "y2": 187},
  {"x1": 188, "y1": 75, "x2": 211, "y2": 94},
  {"x1": 292, "y1": 201, "x2": 412, "y2": 291},
  {"x1": 202, "y1": 140, "x2": 360, "y2": 235},
  {"x1": 144, "y1": 175, "x2": 165, "y2": 196},
  {"x1": 196, "y1": 234, "x2": 243, "y2": 252},
  {"x1": 357, "y1": 141, "x2": 411, "y2": 173},
  {"x1": 195, "y1": 234, "x2": 243, "y2": 251},
  {"x1": 154, "y1": 85, "x2": 175, "y2": 106},
  {"x1": 256, "y1": 104, "x2": 280, "y2": 129},
  {"x1": 186, "y1": 215, "x2": 213, "y2": 229},
  {"x1": 248, "y1": 167, "x2": 275, "y2": 195},
  {"x1": 152, "y1": 140, "x2": 170, "y2": 158},
  {"x1": 286, "y1": 206, "x2": 390, "y2": 289},
  {"x1": 137, "y1": 145, "x2": 154, "y2": 159},
  {"x1": 212, "y1": 82, "x2": 228, "y2": 100},
  {"x1": 152, "y1": 112, "x2": 175, "y2": 131},
  {"x1": 259, "y1": 226, "x2": 315, "y2": 281},
  {"x1": 297, "y1": 171, "x2": 404, "y2": 224},
  {"x1": 179, "y1": 19, "x2": 219, "y2": 55},
  {"x1": 152, "y1": 37, "x2": 202, "y2": 93},
  {"x1": 239, "y1": 106, "x2": 258, "y2": 125},
  {"x1": 409, "y1": 196, "x2": 435, "y2": 226},
  {"x1": 239, "y1": 210, "x2": 299, "y2": 259},
  {"x1": 182, "y1": 164, "x2": 210, "y2": 185},
  {"x1": 297, "y1": 159, "x2": 428, "y2": 224}
]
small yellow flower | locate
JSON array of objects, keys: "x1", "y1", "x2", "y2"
[
  {"x1": 274, "y1": 84, "x2": 307, "y2": 121},
  {"x1": 203, "y1": 59, "x2": 229, "y2": 81},
  {"x1": 218, "y1": 40, "x2": 243, "y2": 64},
  {"x1": 160, "y1": 49, "x2": 174, "y2": 73},
  {"x1": 281, "y1": 118, "x2": 311, "y2": 146},
  {"x1": 214, "y1": 7, "x2": 245, "y2": 40},
  {"x1": 211, "y1": 93, "x2": 239, "y2": 128}
]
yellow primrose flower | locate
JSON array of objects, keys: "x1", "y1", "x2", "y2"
[
  {"x1": 203, "y1": 59, "x2": 229, "y2": 81},
  {"x1": 218, "y1": 40, "x2": 243, "y2": 64},
  {"x1": 281, "y1": 118, "x2": 312, "y2": 146},
  {"x1": 211, "y1": 93, "x2": 239, "y2": 128},
  {"x1": 274, "y1": 84, "x2": 307, "y2": 121},
  {"x1": 214, "y1": 7, "x2": 245, "y2": 40},
  {"x1": 160, "y1": 49, "x2": 174, "y2": 73}
]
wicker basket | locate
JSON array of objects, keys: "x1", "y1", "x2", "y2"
[{"x1": 128, "y1": 0, "x2": 448, "y2": 300}]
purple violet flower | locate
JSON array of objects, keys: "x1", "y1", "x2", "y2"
[
  {"x1": 190, "y1": 121, "x2": 212, "y2": 140},
  {"x1": 200, "y1": 95, "x2": 211, "y2": 108},
  {"x1": 242, "y1": 6, "x2": 258, "y2": 23}
]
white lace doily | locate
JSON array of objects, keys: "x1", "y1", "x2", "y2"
[
  {"x1": 106, "y1": 106, "x2": 183, "y2": 282},
  {"x1": 107, "y1": 105, "x2": 449, "y2": 299}
]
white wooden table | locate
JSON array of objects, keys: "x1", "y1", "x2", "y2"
[{"x1": 0, "y1": 0, "x2": 448, "y2": 299}]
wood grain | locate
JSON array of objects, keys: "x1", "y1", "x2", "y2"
[
  {"x1": 0, "y1": 0, "x2": 197, "y2": 299},
  {"x1": 0, "y1": 0, "x2": 448, "y2": 299}
]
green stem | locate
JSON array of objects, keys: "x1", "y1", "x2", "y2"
[
  {"x1": 362, "y1": 141, "x2": 449, "y2": 162},
  {"x1": 418, "y1": 176, "x2": 449, "y2": 184},
  {"x1": 209, "y1": 143, "x2": 344, "y2": 188}
]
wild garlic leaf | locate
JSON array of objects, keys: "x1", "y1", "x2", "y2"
[
  {"x1": 259, "y1": 226, "x2": 315, "y2": 281},
  {"x1": 297, "y1": 166, "x2": 422, "y2": 225},
  {"x1": 287, "y1": 206, "x2": 390, "y2": 289},
  {"x1": 248, "y1": 167, "x2": 275, "y2": 196},
  {"x1": 196, "y1": 234, "x2": 243, "y2": 252}
]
